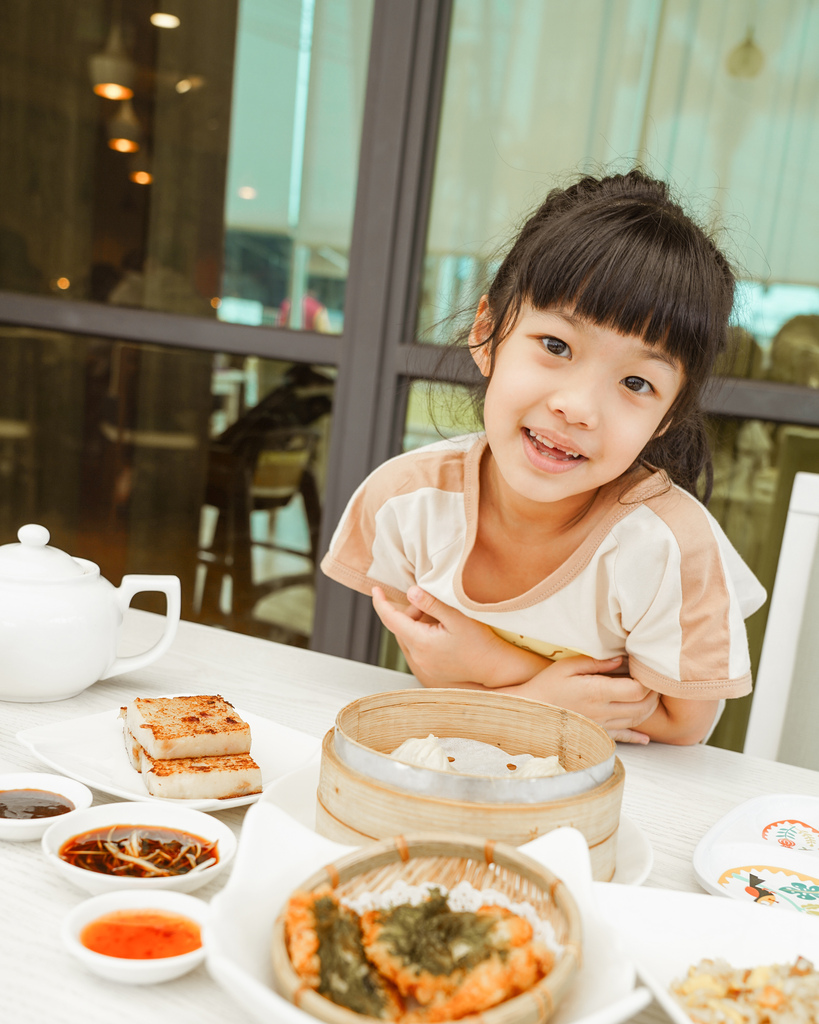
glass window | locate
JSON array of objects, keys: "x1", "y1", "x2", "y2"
[
  {"x1": 0, "y1": 324, "x2": 335, "y2": 646},
  {"x1": 706, "y1": 412, "x2": 819, "y2": 749},
  {"x1": 419, "y1": 0, "x2": 819, "y2": 349},
  {"x1": 402, "y1": 380, "x2": 483, "y2": 452},
  {"x1": 219, "y1": 0, "x2": 373, "y2": 332},
  {"x1": 412, "y1": 0, "x2": 819, "y2": 749},
  {"x1": 0, "y1": 0, "x2": 373, "y2": 331}
]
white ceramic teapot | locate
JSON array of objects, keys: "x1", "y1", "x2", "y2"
[{"x1": 0, "y1": 524, "x2": 181, "y2": 702}]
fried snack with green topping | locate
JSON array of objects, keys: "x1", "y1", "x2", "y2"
[
  {"x1": 359, "y1": 888, "x2": 554, "y2": 1019},
  {"x1": 284, "y1": 887, "x2": 404, "y2": 1020}
]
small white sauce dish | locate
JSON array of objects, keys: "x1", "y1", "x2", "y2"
[
  {"x1": 0, "y1": 772, "x2": 94, "y2": 842},
  {"x1": 42, "y1": 800, "x2": 237, "y2": 895},
  {"x1": 62, "y1": 889, "x2": 209, "y2": 985}
]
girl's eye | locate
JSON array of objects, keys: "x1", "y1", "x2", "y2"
[
  {"x1": 622, "y1": 376, "x2": 654, "y2": 395},
  {"x1": 542, "y1": 337, "x2": 570, "y2": 358}
]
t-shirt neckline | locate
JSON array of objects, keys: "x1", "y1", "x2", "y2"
[{"x1": 453, "y1": 434, "x2": 670, "y2": 611}]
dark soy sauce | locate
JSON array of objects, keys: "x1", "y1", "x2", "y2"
[{"x1": 0, "y1": 788, "x2": 75, "y2": 819}]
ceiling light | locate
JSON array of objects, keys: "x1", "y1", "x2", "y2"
[
  {"x1": 89, "y1": 22, "x2": 136, "y2": 100},
  {"x1": 237, "y1": 186, "x2": 257, "y2": 200},
  {"x1": 150, "y1": 13, "x2": 180, "y2": 28},
  {"x1": 128, "y1": 149, "x2": 153, "y2": 184},
  {"x1": 108, "y1": 99, "x2": 143, "y2": 153},
  {"x1": 175, "y1": 75, "x2": 204, "y2": 94}
]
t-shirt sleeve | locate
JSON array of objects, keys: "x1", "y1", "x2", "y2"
[
  {"x1": 319, "y1": 468, "x2": 417, "y2": 602},
  {"x1": 614, "y1": 497, "x2": 765, "y2": 700},
  {"x1": 320, "y1": 441, "x2": 472, "y2": 602}
]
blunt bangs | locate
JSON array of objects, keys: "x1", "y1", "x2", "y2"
[{"x1": 490, "y1": 201, "x2": 734, "y2": 379}]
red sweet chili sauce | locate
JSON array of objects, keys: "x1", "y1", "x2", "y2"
[{"x1": 80, "y1": 908, "x2": 202, "y2": 960}]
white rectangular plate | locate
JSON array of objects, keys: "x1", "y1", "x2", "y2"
[
  {"x1": 594, "y1": 883, "x2": 819, "y2": 1024},
  {"x1": 16, "y1": 700, "x2": 321, "y2": 812}
]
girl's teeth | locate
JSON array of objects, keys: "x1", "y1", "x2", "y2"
[{"x1": 528, "y1": 430, "x2": 582, "y2": 458}]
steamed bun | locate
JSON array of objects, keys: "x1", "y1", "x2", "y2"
[
  {"x1": 513, "y1": 755, "x2": 565, "y2": 778},
  {"x1": 390, "y1": 733, "x2": 450, "y2": 772}
]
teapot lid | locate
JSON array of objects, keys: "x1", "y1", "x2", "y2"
[{"x1": 0, "y1": 525, "x2": 86, "y2": 580}]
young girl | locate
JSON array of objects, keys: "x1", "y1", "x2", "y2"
[{"x1": 321, "y1": 170, "x2": 766, "y2": 745}]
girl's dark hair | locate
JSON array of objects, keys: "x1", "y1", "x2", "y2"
[{"x1": 470, "y1": 169, "x2": 736, "y2": 502}]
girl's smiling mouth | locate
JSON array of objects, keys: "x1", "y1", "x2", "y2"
[{"x1": 523, "y1": 428, "x2": 588, "y2": 470}]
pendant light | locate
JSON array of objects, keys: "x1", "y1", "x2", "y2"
[
  {"x1": 108, "y1": 99, "x2": 143, "y2": 153},
  {"x1": 129, "y1": 149, "x2": 153, "y2": 184},
  {"x1": 150, "y1": 13, "x2": 180, "y2": 29},
  {"x1": 89, "y1": 20, "x2": 136, "y2": 100},
  {"x1": 726, "y1": 28, "x2": 765, "y2": 79}
]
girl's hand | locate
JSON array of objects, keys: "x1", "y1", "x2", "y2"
[
  {"x1": 511, "y1": 656, "x2": 659, "y2": 743},
  {"x1": 371, "y1": 586, "x2": 549, "y2": 688},
  {"x1": 605, "y1": 727, "x2": 652, "y2": 745}
]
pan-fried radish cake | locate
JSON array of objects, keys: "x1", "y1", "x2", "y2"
[
  {"x1": 123, "y1": 695, "x2": 252, "y2": 759},
  {"x1": 133, "y1": 747, "x2": 262, "y2": 800},
  {"x1": 121, "y1": 695, "x2": 262, "y2": 800}
]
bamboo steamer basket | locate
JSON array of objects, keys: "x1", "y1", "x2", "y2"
[
  {"x1": 271, "y1": 831, "x2": 582, "y2": 1024},
  {"x1": 317, "y1": 690, "x2": 624, "y2": 882}
]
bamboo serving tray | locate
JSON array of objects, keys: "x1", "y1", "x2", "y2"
[
  {"x1": 318, "y1": 690, "x2": 624, "y2": 881},
  {"x1": 271, "y1": 832, "x2": 583, "y2": 1024},
  {"x1": 334, "y1": 690, "x2": 615, "y2": 804}
]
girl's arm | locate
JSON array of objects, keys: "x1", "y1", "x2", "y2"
[
  {"x1": 372, "y1": 586, "x2": 660, "y2": 742},
  {"x1": 507, "y1": 667, "x2": 718, "y2": 745},
  {"x1": 375, "y1": 586, "x2": 722, "y2": 746},
  {"x1": 617, "y1": 695, "x2": 720, "y2": 746}
]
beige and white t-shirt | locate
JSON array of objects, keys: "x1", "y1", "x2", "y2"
[{"x1": 321, "y1": 434, "x2": 766, "y2": 698}]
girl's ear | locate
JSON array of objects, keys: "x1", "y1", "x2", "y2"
[{"x1": 469, "y1": 295, "x2": 493, "y2": 377}]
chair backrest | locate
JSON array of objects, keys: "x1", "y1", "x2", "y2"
[{"x1": 744, "y1": 471, "x2": 819, "y2": 767}]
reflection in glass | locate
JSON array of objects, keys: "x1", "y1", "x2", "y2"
[
  {"x1": 419, "y1": 0, "x2": 819, "y2": 345},
  {"x1": 706, "y1": 413, "x2": 819, "y2": 750},
  {"x1": 195, "y1": 359, "x2": 335, "y2": 645},
  {"x1": 0, "y1": 0, "x2": 372, "y2": 330},
  {"x1": 218, "y1": 0, "x2": 373, "y2": 333},
  {"x1": 402, "y1": 380, "x2": 482, "y2": 453},
  {"x1": 0, "y1": 326, "x2": 334, "y2": 647}
]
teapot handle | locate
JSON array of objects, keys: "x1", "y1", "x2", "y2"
[{"x1": 99, "y1": 575, "x2": 182, "y2": 680}]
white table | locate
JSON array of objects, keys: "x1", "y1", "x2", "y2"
[{"x1": 2, "y1": 610, "x2": 818, "y2": 1024}]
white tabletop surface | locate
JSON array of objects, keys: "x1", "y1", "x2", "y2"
[{"x1": 3, "y1": 609, "x2": 818, "y2": 1024}]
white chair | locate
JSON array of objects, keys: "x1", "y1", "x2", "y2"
[{"x1": 744, "y1": 471, "x2": 819, "y2": 768}]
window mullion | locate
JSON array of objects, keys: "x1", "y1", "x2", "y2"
[{"x1": 310, "y1": 0, "x2": 453, "y2": 662}]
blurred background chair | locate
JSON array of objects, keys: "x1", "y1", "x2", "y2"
[
  {"x1": 744, "y1": 471, "x2": 819, "y2": 768},
  {"x1": 192, "y1": 365, "x2": 333, "y2": 644}
]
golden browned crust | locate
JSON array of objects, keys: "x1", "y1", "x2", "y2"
[
  {"x1": 131, "y1": 695, "x2": 249, "y2": 741},
  {"x1": 145, "y1": 752, "x2": 261, "y2": 778}
]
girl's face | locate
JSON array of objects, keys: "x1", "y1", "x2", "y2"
[{"x1": 472, "y1": 299, "x2": 684, "y2": 515}]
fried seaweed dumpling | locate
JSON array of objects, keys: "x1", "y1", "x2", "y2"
[
  {"x1": 284, "y1": 886, "x2": 404, "y2": 1020},
  {"x1": 359, "y1": 888, "x2": 554, "y2": 1022}
]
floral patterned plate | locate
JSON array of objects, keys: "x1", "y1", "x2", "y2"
[{"x1": 693, "y1": 794, "x2": 819, "y2": 915}]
